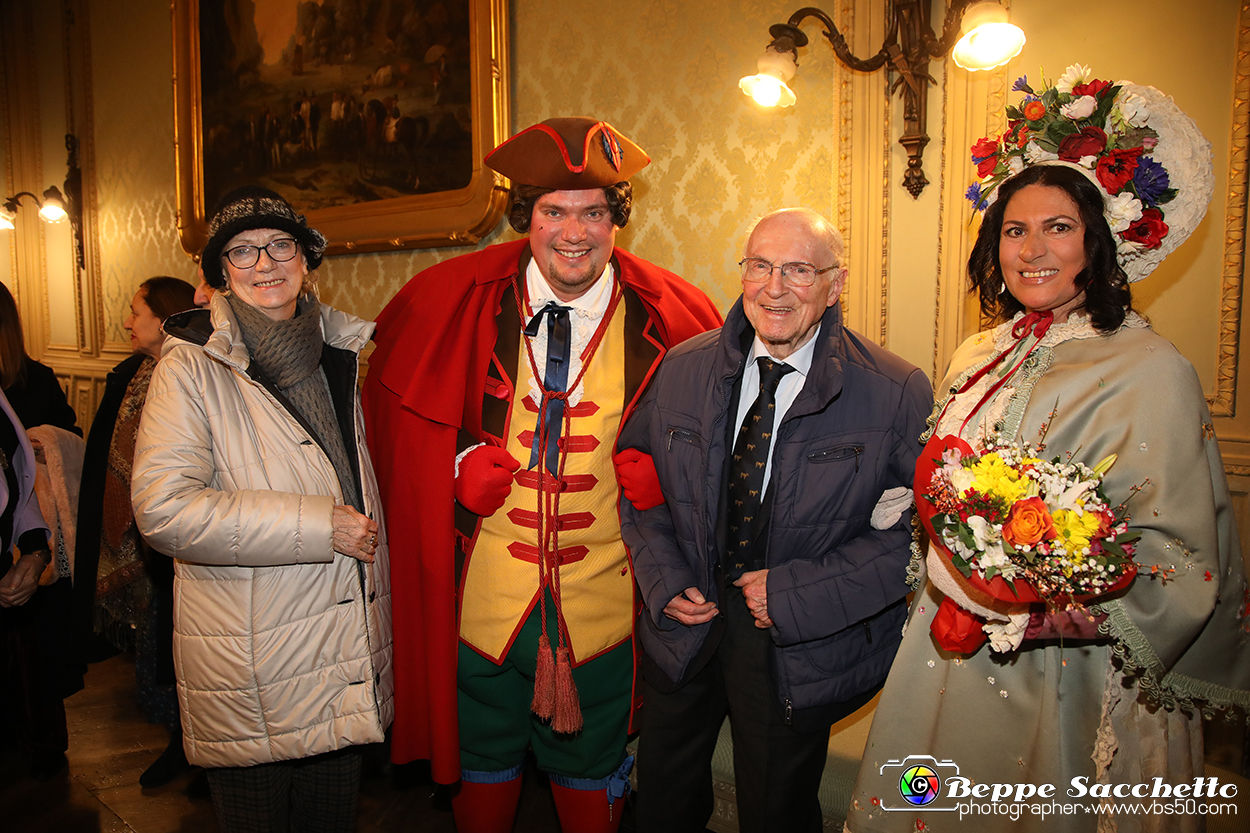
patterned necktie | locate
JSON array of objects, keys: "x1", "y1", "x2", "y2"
[
  {"x1": 725, "y1": 357, "x2": 794, "y2": 579},
  {"x1": 523, "y1": 301, "x2": 572, "y2": 475}
]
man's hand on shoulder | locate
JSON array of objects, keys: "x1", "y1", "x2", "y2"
[{"x1": 663, "y1": 586, "x2": 718, "y2": 626}]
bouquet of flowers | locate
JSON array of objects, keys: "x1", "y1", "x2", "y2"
[
  {"x1": 966, "y1": 64, "x2": 1176, "y2": 261},
  {"x1": 916, "y1": 433, "x2": 1140, "y2": 653}
]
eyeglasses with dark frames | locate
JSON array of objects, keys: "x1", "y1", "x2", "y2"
[{"x1": 223, "y1": 238, "x2": 300, "y2": 269}]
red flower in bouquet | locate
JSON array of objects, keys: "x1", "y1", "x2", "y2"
[
  {"x1": 1022, "y1": 99, "x2": 1047, "y2": 122},
  {"x1": 1096, "y1": 147, "x2": 1144, "y2": 193}
]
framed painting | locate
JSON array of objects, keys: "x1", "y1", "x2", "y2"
[{"x1": 172, "y1": 0, "x2": 510, "y2": 257}]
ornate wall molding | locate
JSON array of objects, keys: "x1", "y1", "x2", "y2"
[
  {"x1": 0, "y1": 0, "x2": 52, "y2": 358},
  {"x1": 836, "y1": 0, "x2": 854, "y2": 283},
  {"x1": 841, "y1": 0, "x2": 890, "y2": 346},
  {"x1": 63, "y1": 0, "x2": 101, "y2": 357},
  {"x1": 1210, "y1": 2, "x2": 1250, "y2": 417},
  {"x1": 51, "y1": 354, "x2": 115, "y2": 435},
  {"x1": 932, "y1": 54, "x2": 1008, "y2": 381},
  {"x1": 878, "y1": 62, "x2": 891, "y2": 348}
]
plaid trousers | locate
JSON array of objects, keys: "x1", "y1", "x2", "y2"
[{"x1": 206, "y1": 749, "x2": 362, "y2": 833}]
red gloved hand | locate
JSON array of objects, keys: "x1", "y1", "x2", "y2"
[
  {"x1": 455, "y1": 445, "x2": 521, "y2": 516},
  {"x1": 613, "y1": 448, "x2": 664, "y2": 511}
]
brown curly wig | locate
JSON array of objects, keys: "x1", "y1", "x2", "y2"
[{"x1": 507, "y1": 182, "x2": 633, "y2": 233}]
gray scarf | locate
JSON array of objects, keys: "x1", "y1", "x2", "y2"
[{"x1": 227, "y1": 293, "x2": 362, "y2": 513}]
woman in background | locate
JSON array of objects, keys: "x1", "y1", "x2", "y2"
[
  {"x1": 0, "y1": 281, "x2": 80, "y2": 437},
  {"x1": 0, "y1": 283, "x2": 70, "y2": 781},
  {"x1": 73, "y1": 276, "x2": 197, "y2": 787}
]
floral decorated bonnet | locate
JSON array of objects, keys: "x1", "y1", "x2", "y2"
[{"x1": 967, "y1": 64, "x2": 1215, "y2": 283}]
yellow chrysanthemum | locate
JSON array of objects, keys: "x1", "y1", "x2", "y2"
[
  {"x1": 969, "y1": 453, "x2": 1028, "y2": 503},
  {"x1": 1051, "y1": 508, "x2": 1101, "y2": 554}
]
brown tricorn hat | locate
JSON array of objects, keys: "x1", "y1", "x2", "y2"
[{"x1": 484, "y1": 118, "x2": 650, "y2": 190}]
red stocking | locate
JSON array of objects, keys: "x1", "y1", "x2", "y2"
[
  {"x1": 550, "y1": 782, "x2": 624, "y2": 833},
  {"x1": 451, "y1": 776, "x2": 523, "y2": 833}
]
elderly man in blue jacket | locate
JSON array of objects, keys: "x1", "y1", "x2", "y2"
[{"x1": 619, "y1": 207, "x2": 933, "y2": 833}]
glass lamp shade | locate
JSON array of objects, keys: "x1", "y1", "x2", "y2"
[
  {"x1": 952, "y1": 2, "x2": 1025, "y2": 71},
  {"x1": 740, "y1": 46, "x2": 798, "y2": 108},
  {"x1": 953, "y1": 23, "x2": 1025, "y2": 70},
  {"x1": 740, "y1": 73, "x2": 796, "y2": 108},
  {"x1": 38, "y1": 187, "x2": 68, "y2": 223}
]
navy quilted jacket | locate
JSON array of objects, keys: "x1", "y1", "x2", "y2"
[{"x1": 620, "y1": 298, "x2": 933, "y2": 716}]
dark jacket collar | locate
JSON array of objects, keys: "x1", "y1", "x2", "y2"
[{"x1": 163, "y1": 308, "x2": 214, "y2": 346}]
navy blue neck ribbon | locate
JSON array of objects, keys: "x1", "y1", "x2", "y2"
[{"x1": 523, "y1": 301, "x2": 572, "y2": 475}]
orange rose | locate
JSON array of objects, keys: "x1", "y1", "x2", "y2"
[{"x1": 1002, "y1": 496, "x2": 1056, "y2": 547}]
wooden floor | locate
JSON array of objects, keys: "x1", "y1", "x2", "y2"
[
  {"x1": 7, "y1": 652, "x2": 1244, "y2": 832},
  {"x1": 0, "y1": 652, "x2": 582, "y2": 833}
]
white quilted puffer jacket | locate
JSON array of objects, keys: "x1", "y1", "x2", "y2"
[{"x1": 131, "y1": 295, "x2": 393, "y2": 768}]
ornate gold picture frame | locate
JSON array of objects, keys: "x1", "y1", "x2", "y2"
[{"x1": 172, "y1": 0, "x2": 510, "y2": 257}]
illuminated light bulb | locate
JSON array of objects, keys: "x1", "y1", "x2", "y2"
[
  {"x1": 39, "y1": 202, "x2": 68, "y2": 223},
  {"x1": 739, "y1": 45, "x2": 798, "y2": 108},
  {"x1": 752, "y1": 77, "x2": 784, "y2": 107},
  {"x1": 38, "y1": 186, "x2": 69, "y2": 223},
  {"x1": 952, "y1": 3, "x2": 1025, "y2": 71}
]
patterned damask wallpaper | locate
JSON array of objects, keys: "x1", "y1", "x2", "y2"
[
  {"x1": 93, "y1": 0, "x2": 849, "y2": 341},
  {"x1": 92, "y1": 1, "x2": 197, "y2": 347}
]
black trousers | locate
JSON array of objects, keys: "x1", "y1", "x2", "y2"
[
  {"x1": 636, "y1": 586, "x2": 831, "y2": 833},
  {"x1": 0, "y1": 579, "x2": 73, "y2": 766}
]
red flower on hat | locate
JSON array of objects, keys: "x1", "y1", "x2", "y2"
[
  {"x1": 1057, "y1": 126, "x2": 1108, "y2": 162},
  {"x1": 971, "y1": 136, "x2": 999, "y2": 178},
  {"x1": 1073, "y1": 79, "x2": 1112, "y2": 98},
  {"x1": 1096, "y1": 147, "x2": 1144, "y2": 193},
  {"x1": 1121, "y1": 208, "x2": 1168, "y2": 249}
]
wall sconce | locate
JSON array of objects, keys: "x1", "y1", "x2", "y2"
[
  {"x1": 0, "y1": 135, "x2": 85, "y2": 269},
  {"x1": 0, "y1": 187, "x2": 68, "y2": 226},
  {"x1": 740, "y1": 1, "x2": 1025, "y2": 198}
]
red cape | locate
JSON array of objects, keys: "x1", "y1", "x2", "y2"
[{"x1": 363, "y1": 239, "x2": 721, "y2": 782}]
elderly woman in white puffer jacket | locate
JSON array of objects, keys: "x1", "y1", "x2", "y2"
[{"x1": 131, "y1": 186, "x2": 392, "y2": 833}]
